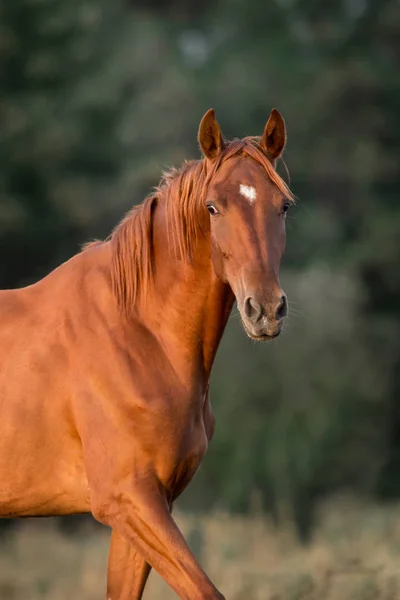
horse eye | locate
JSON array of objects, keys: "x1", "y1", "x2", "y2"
[
  {"x1": 282, "y1": 201, "x2": 290, "y2": 215},
  {"x1": 207, "y1": 204, "x2": 219, "y2": 216}
]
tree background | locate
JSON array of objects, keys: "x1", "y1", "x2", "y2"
[{"x1": 0, "y1": 0, "x2": 399, "y2": 546}]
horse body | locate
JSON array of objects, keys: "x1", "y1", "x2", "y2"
[
  {"x1": 0, "y1": 249, "x2": 106, "y2": 517},
  {"x1": 0, "y1": 108, "x2": 293, "y2": 599},
  {"x1": 0, "y1": 240, "x2": 223, "y2": 515}
]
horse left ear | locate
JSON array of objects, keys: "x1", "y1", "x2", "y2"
[
  {"x1": 260, "y1": 109, "x2": 286, "y2": 161},
  {"x1": 198, "y1": 109, "x2": 225, "y2": 160}
]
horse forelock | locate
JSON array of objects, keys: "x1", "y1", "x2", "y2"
[{"x1": 109, "y1": 138, "x2": 294, "y2": 318}]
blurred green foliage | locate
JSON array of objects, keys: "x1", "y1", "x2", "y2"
[{"x1": 0, "y1": 0, "x2": 399, "y2": 540}]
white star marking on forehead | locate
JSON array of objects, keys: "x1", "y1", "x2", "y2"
[{"x1": 239, "y1": 184, "x2": 257, "y2": 204}]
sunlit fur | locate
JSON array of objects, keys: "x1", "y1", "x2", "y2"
[{"x1": 108, "y1": 137, "x2": 294, "y2": 318}]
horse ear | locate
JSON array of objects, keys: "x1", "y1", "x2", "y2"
[
  {"x1": 260, "y1": 108, "x2": 286, "y2": 161},
  {"x1": 198, "y1": 109, "x2": 225, "y2": 160}
]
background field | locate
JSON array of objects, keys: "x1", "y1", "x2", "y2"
[
  {"x1": 2, "y1": 497, "x2": 400, "y2": 600},
  {"x1": 1, "y1": 0, "x2": 399, "y2": 597}
]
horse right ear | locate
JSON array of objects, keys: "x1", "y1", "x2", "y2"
[
  {"x1": 260, "y1": 108, "x2": 286, "y2": 162},
  {"x1": 198, "y1": 109, "x2": 225, "y2": 160}
]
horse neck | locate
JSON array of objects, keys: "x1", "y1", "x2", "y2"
[{"x1": 141, "y1": 199, "x2": 234, "y2": 383}]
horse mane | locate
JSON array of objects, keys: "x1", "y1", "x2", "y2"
[{"x1": 100, "y1": 137, "x2": 294, "y2": 318}]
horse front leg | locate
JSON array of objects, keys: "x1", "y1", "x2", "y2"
[
  {"x1": 93, "y1": 479, "x2": 224, "y2": 600},
  {"x1": 107, "y1": 530, "x2": 151, "y2": 600}
]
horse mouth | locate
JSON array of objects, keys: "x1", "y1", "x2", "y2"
[
  {"x1": 243, "y1": 323, "x2": 282, "y2": 342},
  {"x1": 247, "y1": 331, "x2": 280, "y2": 342}
]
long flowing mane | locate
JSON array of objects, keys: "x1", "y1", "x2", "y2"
[{"x1": 102, "y1": 138, "x2": 294, "y2": 318}]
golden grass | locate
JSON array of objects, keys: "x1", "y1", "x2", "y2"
[{"x1": 1, "y1": 495, "x2": 400, "y2": 599}]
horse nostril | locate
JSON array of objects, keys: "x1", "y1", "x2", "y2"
[
  {"x1": 276, "y1": 295, "x2": 288, "y2": 320},
  {"x1": 244, "y1": 297, "x2": 262, "y2": 322}
]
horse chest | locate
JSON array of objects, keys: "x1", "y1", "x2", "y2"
[
  {"x1": 166, "y1": 434, "x2": 208, "y2": 501},
  {"x1": 157, "y1": 412, "x2": 209, "y2": 501}
]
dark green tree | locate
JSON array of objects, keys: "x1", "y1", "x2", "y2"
[{"x1": 0, "y1": 0, "x2": 128, "y2": 288}]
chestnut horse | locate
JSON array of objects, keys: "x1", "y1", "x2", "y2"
[{"x1": 0, "y1": 108, "x2": 293, "y2": 599}]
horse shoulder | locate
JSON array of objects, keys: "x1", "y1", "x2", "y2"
[{"x1": 74, "y1": 347, "x2": 210, "y2": 507}]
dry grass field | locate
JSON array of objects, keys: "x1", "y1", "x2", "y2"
[{"x1": 1, "y1": 495, "x2": 400, "y2": 600}]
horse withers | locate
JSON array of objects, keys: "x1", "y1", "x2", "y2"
[{"x1": 0, "y1": 108, "x2": 294, "y2": 599}]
